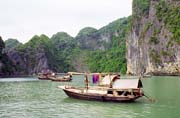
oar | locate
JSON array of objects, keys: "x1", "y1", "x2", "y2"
[{"x1": 144, "y1": 94, "x2": 156, "y2": 102}]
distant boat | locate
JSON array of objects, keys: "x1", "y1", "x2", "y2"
[
  {"x1": 49, "y1": 75, "x2": 72, "y2": 82},
  {"x1": 37, "y1": 73, "x2": 53, "y2": 80},
  {"x1": 37, "y1": 69, "x2": 55, "y2": 80},
  {"x1": 59, "y1": 74, "x2": 144, "y2": 102},
  {"x1": 38, "y1": 70, "x2": 72, "y2": 82}
]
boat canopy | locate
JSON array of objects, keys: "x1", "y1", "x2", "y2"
[{"x1": 112, "y1": 79, "x2": 143, "y2": 89}]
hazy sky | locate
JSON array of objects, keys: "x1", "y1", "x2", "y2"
[{"x1": 0, "y1": 0, "x2": 132, "y2": 43}]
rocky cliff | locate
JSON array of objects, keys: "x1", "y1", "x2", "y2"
[
  {"x1": 0, "y1": 37, "x2": 17, "y2": 76},
  {"x1": 76, "y1": 18, "x2": 129, "y2": 51},
  {"x1": 74, "y1": 18, "x2": 130, "y2": 74},
  {"x1": 6, "y1": 35, "x2": 51, "y2": 75},
  {"x1": 5, "y1": 33, "x2": 78, "y2": 75},
  {"x1": 127, "y1": 0, "x2": 180, "y2": 75}
]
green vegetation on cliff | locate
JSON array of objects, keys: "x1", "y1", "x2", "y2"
[
  {"x1": 75, "y1": 27, "x2": 98, "y2": 50},
  {"x1": 5, "y1": 39, "x2": 22, "y2": 49},
  {"x1": 51, "y1": 32, "x2": 78, "y2": 72},
  {"x1": 15, "y1": 34, "x2": 53, "y2": 74},
  {"x1": 132, "y1": 0, "x2": 150, "y2": 18},
  {"x1": 76, "y1": 27, "x2": 97, "y2": 38},
  {"x1": 156, "y1": 1, "x2": 180, "y2": 45},
  {"x1": 14, "y1": 33, "x2": 78, "y2": 74},
  {"x1": 87, "y1": 40, "x2": 127, "y2": 74},
  {"x1": 86, "y1": 17, "x2": 131, "y2": 74}
]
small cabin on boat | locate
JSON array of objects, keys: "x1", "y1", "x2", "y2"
[{"x1": 107, "y1": 79, "x2": 143, "y2": 97}]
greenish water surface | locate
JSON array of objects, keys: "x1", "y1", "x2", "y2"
[{"x1": 0, "y1": 76, "x2": 180, "y2": 118}]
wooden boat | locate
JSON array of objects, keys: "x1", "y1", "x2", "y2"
[
  {"x1": 37, "y1": 69, "x2": 56, "y2": 80},
  {"x1": 38, "y1": 70, "x2": 72, "y2": 82},
  {"x1": 59, "y1": 75, "x2": 144, "y2": 102},
  {"x1": 37, "y1": 73, "x2": 53, "y2": 80},
  {"x1": 49, "y1": 75, "x2": 72, "y2": 82}
]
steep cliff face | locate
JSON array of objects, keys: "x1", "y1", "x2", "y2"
[
  {"x1": 6, "y1": 35, "x2": 51, "y2": 75},
  {"x1": 127, "y1": 0, "x2": 180, "y2": 75}
]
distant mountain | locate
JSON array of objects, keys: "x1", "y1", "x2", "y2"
[
  {"x1": 5, "y1": 38, "x2": 22, "y2": 49},
  {"x1": 75, "y1": 17, "x2": 130, "y2": 51},
  {"x1": 51, "y1": 32, "x2": 74, "y2": 43},
  {"x1": 0, "y1": 36, "x2": 17, "y2": 76},
  {"x1": 6, "y1": 35, "x2": 52, "y2": 74},
  {"x1": 5, "y1": 33, "x2": 79, "y2": 75},
  {"x1": 4, "y1": 17, "x2": 131, "y2": 75},
  {"x1": 75, "y1": 27, "x2": 98, "y2": 49}
]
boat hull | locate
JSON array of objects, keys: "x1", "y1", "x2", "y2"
[
  {"x1": 63, "y1": 88, "x2": 141, "y2": 102},
  {"x1": 38, "y1": 77, "x2": 51, "y2": 80},
  {"x1": 64, "y1": 89, "x2": 104, "y2": 101},
  {"x1": 51, "y1": 78, "x2": 72, "y2": 82}
]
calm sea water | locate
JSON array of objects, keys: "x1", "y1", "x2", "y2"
[{"x1": 0, "y1": 76, "x2": 180, "y2": 118}]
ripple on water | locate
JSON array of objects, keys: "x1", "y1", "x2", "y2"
[{"x1": 1, "y1": 77, "x2": 180, "y2": 118}]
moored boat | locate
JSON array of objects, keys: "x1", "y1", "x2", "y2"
[
  {"x1": 37, "y1": 73, "x2": 54, "y2": 80},
  {"x1": 49, "y1": 75, "x2": 72, "y2": 82},
  {"x1": 38, "y1": 70, "x2": 72, "y2": 82},
  {"x1": 59, "y1": 74, "x2": 144, "y2": 102},
  {"x1": 37, "y1": 69, "x2": 55, "y2": 80}
]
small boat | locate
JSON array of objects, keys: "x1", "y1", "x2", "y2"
[
  {"x1": 37, "y1": 69, "x2": 56, "y2": 80},
  {"x1": 37, "y1": 73, "x2": 53, "y2": 80},
  {"x1": 59, "y1": 74, "x2": 144, "y2": 102},
  {"x1": 49, "y1": 75, "x2": 72, "y2": 82}
]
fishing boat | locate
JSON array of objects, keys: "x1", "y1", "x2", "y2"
[
  {"x1": 38, "y1": 70, "x2": 72, "y2": 82},
  {"x1": 59, "y1": 74, "x2": 144, "y2": 102},
  {"x1": 37, "y1": 72, "x2": 54, "y2": 80},
  {"x1": 49, "y1": 75, "x2": 72, "y2": 82},
  {"x1": 37, "y1": 69, "x2": 55, "y2": 80}
]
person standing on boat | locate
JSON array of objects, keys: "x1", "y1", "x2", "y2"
[{"x1": 84, "y1": 74, "x2": 89, "y2": 90}]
